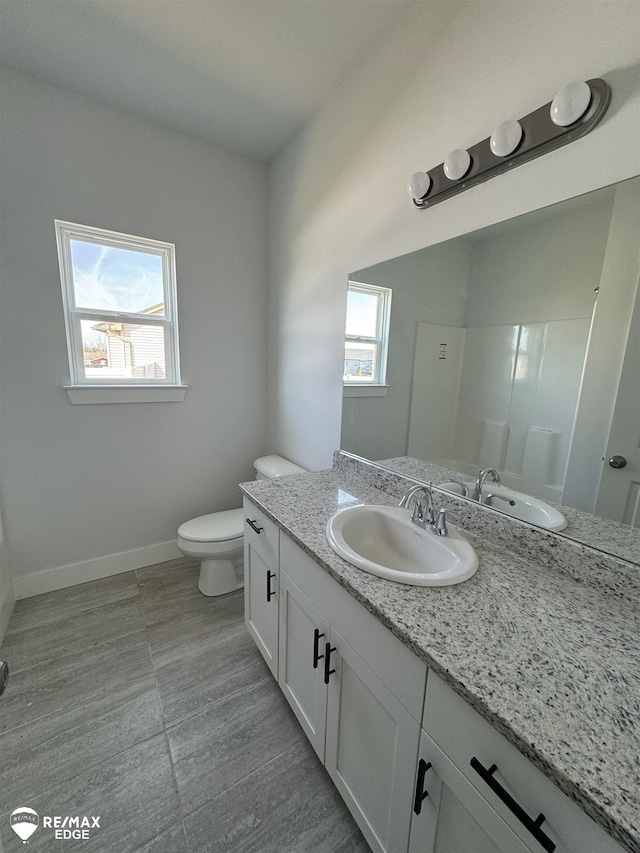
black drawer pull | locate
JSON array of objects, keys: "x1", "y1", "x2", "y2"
[
  {"x1": 266, "y1": 570, "x2": 276, "y2": 602},
  {"x1": 313, "y1": 628, "x2": 325, "y2": 668},
  {"x1": 323, "y1": 642, "x2": 336, "y2": 684},
  {"x1": 247, "y1": 518, "x2": 263, "y2": 534},
  {"x1": 470, "y1": 757, "x2": 556, "y2": 853},
  {"x1": 413, "y1": 759, "x2": 432, "y2": 815}
]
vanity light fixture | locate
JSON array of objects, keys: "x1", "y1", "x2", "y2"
[{"x1": 409, "y1": 78, "x2": 611, "y2": 209}]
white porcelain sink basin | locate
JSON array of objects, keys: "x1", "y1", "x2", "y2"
[
  {"x1": 326, "y1": 504, "x2": 478, "y2": 586},
  {"x1": 439, "y1": 482, "x2": 567, "y2": 531}
]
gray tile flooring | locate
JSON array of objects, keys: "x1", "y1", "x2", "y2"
[{"x1": 0, "y1": 558, "x2": 370, "y2": 852}]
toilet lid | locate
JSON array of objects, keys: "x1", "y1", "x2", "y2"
[{"x1": 178, "y1": 509, "x2": 244, "y2": 543}]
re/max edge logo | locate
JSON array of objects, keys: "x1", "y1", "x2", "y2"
[{"x1": 10, "y1": 808, "x2": 101, "y2": 843}]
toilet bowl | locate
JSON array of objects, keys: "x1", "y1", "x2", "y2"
[
  {"x1": 177, "y1": 509, "x2": 245, "y2": 596},
  {"x1": 177, "y1": 455, "x2": 305, "y2": 596}
]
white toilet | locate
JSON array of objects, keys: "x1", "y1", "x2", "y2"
[{"x1": 177, "y1": 455, "x2": 306, "y2": 596}]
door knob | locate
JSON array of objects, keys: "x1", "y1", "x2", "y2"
[{"x1": 608, "y1": 455, "x2": 627, "y2": 469}]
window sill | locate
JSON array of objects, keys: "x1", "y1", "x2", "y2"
[
  {"x1": 343, "y1": 385, "x2": 389, "y2": 398},
  {"x1": 64, "y1": 385, "x2": 188, "y2": 405}
]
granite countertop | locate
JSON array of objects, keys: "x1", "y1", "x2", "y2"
[{"x1": 240, "y1": 466, "x2": 640, "y2": 853}]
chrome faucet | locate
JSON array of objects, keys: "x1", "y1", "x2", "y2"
[
  {"x1": 399, "y1": 483, "x2": 459, "y2": 535},
  {"x1": 472, "y1": 468, "x2": 501, "y2": 502},
  {"x1": 399, "y1": 483, "x2": 436, "y2": 527}
]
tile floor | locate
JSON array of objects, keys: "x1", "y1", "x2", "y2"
[{"x1": 0, "y1": 558, "x2": 370, "y2": 852}]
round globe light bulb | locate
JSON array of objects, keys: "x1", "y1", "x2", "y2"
[
  {"x1": 550, "y1": 81, "x2": 592, "y2": 127},
  {"x1": 490, "y1": 119, "x2": 523, "y2": 157},
  {"x1": 443, "y1": 148, "x2": 472, "y2": 181},
  {"x1": 408, "y1": 171, "x2": 432, "y2": 200}
]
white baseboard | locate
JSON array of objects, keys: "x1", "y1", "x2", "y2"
[{"x1": 12, "y1": 540, "x2": 182, "y2": 600}]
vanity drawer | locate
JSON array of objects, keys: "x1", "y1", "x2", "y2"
[
  {"x1": 243, "y1": 499, "x2": 279, "y2": 567},
  {"x1": 423, "y1": 671, "x2": 625, "y2": 853}
]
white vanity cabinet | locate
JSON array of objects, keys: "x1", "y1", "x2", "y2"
[
  {"x1": 279, "y1": 533, "x2": 427, "y2": 853},
  {"x1": 242, "y1": 497, "x2": 629, "y2": 853},
  {"x1": 243, "y1": 499, "x2": 280, "y2": 678},
  {"x1": 412, "y1": 671, "x2": 625, "y2": 853}
]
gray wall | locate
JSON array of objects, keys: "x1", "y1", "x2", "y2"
[
  {"x1": 0, "y1": 68, "x2": 269, "y2": 593},
  {"x1": 268, "y1": 1, "x2": 640, "y2": 472}
]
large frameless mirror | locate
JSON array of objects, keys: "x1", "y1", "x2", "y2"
[{"x1": 341, "y1": 176, "x2": 640, "y2": 564}]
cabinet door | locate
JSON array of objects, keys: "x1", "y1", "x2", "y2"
[
  {"x1": 409, "y1": 731, "x2": 532, "y2": 853},
  {"x1": 278, "y1": 569, "x2": 330, "y2": 760},
  {"x1": 424, "y1": 671, "x2": 626, "y2": 853},
  {"x1": 243, "y1": 507, "x2": 279, "y2": 678},
  {"x1": 324, "y1": 626, "x2": 421, "y2": 853}
]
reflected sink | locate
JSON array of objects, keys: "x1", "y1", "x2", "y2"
[
  {"x1": 326, "y1": 504, "x2": 478, "y2": 586},
  {"x1": 440, "y1": 482, "x2": 567, "y2": 531}
]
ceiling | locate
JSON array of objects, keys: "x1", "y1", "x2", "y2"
[{"x1": 0, "y1": 0, "x2": 424, "y2": 162}]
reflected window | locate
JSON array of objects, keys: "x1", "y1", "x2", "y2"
[{"x1": 344, "y1": 282, "x2": 391, "y2": 385}]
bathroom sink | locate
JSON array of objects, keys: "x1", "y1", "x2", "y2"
[
  {"x1": 439, "y1": 482, "x2": 567, "y2": 531},
  {"x1": 326, "y1": 504, "x2": 478, "y2": 586}
]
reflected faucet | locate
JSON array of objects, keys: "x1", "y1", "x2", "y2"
[
  {"x1": 472, "y1": 468, "x2": 501, "y2": 502},
  {"x1": 484, "y1": 493, "x2": 516, "y2": 508},
  {"x1": 446, "y1": 478, "x2": 470, "y2": 498}
]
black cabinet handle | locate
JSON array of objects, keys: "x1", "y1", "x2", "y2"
[
  {"x1": 313, "y1": 628, "x2": 325, "y2": 668},
  {"x1": 323, "y1": 642, "x2": 336, "y2": 684},
  {"x1": 247, "y1": 518, "x2": 263, "y2": 534},
  {"x1": 266, "y1": 570, "x2": 276, "y2": 602},
  {"x1": 470, "y1": 757, "x2": 556, "y2": 853},
  {"x1": 413, "y1": 759, "x2": 432, "y2": 815}
]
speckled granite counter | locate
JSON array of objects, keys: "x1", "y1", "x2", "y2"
[{"x1": 240, "y1": 461, "x2": 640, "y2": 853}]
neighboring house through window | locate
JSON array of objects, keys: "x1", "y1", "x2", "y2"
[
  {"x1": 55, "y1": 221, "x2": 183, "y2": 401},
  {"x1": 344, "y1": 281, "x2": 392, "y2": 386}
]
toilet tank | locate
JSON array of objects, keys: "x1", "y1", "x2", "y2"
[{"x1": 253, "y1": 455, "x2": 306, "y2": 480}]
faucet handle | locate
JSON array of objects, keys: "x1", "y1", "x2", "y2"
[{"x1": 433, "y1": 506, "x2": 458, "y2": 536}]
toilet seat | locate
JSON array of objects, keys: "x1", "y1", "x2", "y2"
[{"x1": 178, "y1": 508, "x2": 244, "y2": 543}]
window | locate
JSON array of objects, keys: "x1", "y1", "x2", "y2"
[
  {"x1": 344, "y1": 281, "x2": 391, "y2": 386},
  {"x1": 55, "y1": 221, "x2": 182, "y2": 399}
]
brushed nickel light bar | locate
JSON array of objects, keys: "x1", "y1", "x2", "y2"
[{"x1": 409, "y1": 79, "x2": 611, "y2": 209}]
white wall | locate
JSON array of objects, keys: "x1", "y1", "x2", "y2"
[
  {"x1": 268, "y1": 1, "x2": 640, "y2": 471},
  {"x1": 0, "y1": 68, "x2": 269, "y2": 595}
]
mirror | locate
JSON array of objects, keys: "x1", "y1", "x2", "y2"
[{"x1": 342, "y1": 177, "x2": 640, "y2": 564}]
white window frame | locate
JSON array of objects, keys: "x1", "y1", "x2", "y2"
[
  {"x1": 344, "y1": 281, "x2": 392, "y2": 389},
  {"x1": 55, "y1": 221, "x2": 185, "y2": 403}
]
